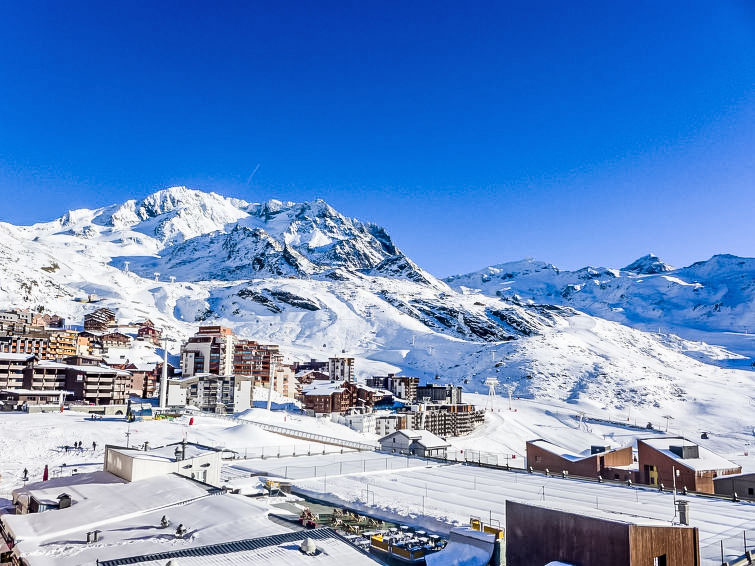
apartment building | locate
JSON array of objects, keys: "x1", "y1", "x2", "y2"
[
  {"x1": 328, "y1": 357, "x2": 355, "y2": 382},
  {"x1": 84, "y1": 308, "x2": 116, "y2": 332}
]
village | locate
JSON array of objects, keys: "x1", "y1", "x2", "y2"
[{"x1": 0, "y1": 307, "x2": 754, "y2": 566}]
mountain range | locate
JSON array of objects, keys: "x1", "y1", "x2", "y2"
[{"x1": 1, "y1": 187, "x2": 753, "y2": 427}]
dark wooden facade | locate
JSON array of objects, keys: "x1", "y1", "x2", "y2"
[{"x1": 505, "y1": 501, "x2": 700, "y2": 566}]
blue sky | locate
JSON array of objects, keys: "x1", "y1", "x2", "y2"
[{"x1": 0, "y1": 1, "x2": 753, "y2": 276}]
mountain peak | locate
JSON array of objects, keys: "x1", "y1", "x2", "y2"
[{"x1": 622, "y1": 254, "x2": 673, "y2": 274}]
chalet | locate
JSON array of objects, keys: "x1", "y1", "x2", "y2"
[
  {"x1": 526, "y1": 439, "x2": 637, "y2": 480},
  {"x1": 101, "y1": 331, "x2": 132, "y2": 349},
  {"x1": 300, "y1": 380, "x2": 350, "y2": 414},
  {"x1": 637, "y1": 437, "x2": 741, "y2": 494},
  {"x1": 83, "y1": 308, "x2": 116, "y2": 332},
  {"x1": 137, "y1": 320, "x2": 162, "y2": 345},
  {"x1": 379, "y1": 429, "x2": 450, "y2": 458}
]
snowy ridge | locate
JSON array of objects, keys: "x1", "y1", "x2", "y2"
[
  {"x1": 0, "y1": 187, "x2": 753, "y2": 421},
  {"x1": 446, "y1": 254, "x2": 755, "y2": 353}
]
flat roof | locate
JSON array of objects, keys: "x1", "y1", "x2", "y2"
[
  {"x1": 2, "y1": 473, "x2": 210, "y2": 544},
  {"x1": 11, "y1": 470, "x2": 126, "y2": 506},
  {"x1": 109, "y1": 442, "x2": 220, "y2": 462},
  {"x1": 0, "y1": 353, "x2": 36, "y2": 362}
]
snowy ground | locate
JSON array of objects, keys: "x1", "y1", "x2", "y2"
[{"x1": 0, "y1": 411, "x2": 366, "y2": 502}]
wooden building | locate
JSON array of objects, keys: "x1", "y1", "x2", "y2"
[
  {"x1": 526, "y1": 439, "x2": 637, "y2": 480},
  {"x1": 505, "y1": 500, "x2": 701, "y2": 566},
  {"x1": 637, "y1": 437, "x2": 741, "y2": 494},
  {"x1": 84, "y1": 308, "x2": 116, "y2": 332}
]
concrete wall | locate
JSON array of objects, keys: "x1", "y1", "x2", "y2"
[{"x1": 714, "y1": 474, "x2": 755, "y2": 498}]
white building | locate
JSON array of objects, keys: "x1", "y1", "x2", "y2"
[
  {"x1": 166, "y1": 373, "x2": 253, "y2": 414},
  {"x1": 328, "y1": 356, "x2": 355, "y2": 382},
  {"x1": 105, "y1": 441, "x2": 223, "y2": 486}
]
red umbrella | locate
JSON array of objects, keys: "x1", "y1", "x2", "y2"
[{"x1": 42, "y1": 465, "x2": 49, "y2": 481}]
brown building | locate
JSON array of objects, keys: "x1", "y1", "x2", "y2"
[
  {"x1": 22, "y1": 360, "x2": 130, "y2": 405},
  {"x1": 0, "y1": 353, "x2": 37, "y2": 390},
  {"x1": 526, "y1": 439, "x2": 637, "y2": 480},
  {"x1": 101, "y1": 332, "x2": 132, "y2": 349},
  {"x1": 233, "y1": 339, "x2": 281, "y2": 388},
  {"x1": 637, "y1": 437, "x2": 741, "y2": 494},
  {"x1": 137, "y1": 320, "x2": 162, "y2": 345},
  {"x1": 505, "y1": 500, "x2": 701, "y2": 566},
  {"x1": 84, "y1": 308, "x2": 117, "y2": 332}
]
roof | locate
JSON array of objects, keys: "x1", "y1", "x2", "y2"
[
  {"x1": 0, "y1": 353, "x2": 36, "y2": 362},
  {"x1": 2, "y1": 473, "x2": 211, "y2": 544},
  {"x1": 528, "y1": 439, "x2": 587, "y2": 462},
  {"x1": 109, "y1": 442, "x2": 221, "y2": 463},
  {"x1": 8, "y1": 491, "x2": 312, "y2": 566},
  {"x1": 98, "y1": 528, "x2": 380, "y2": 566},
  {"x1": 11, "y1": 470, "x2": 126, "y2": 506},
  {"x1": 527, "y1": 439, "x2": 626, "y2": 463},
  {"x1": 639, "y1": 437, "x2": 740, "y2": 472},
  {"x1": 34, "y1": 360, "x2": 131, "y2": 376},
  {"x1": 382, "y1": 429, "x2": 450, "y2": 449},
  {"x1": 1, "y1": 389, "x2": 72, "y2": 396},
  {"x1": 507, "y1": 499, "x2": 672, "y2": 527},
  {"x1": 301, "y1": 381, "x2": 345, "y2": 395}
]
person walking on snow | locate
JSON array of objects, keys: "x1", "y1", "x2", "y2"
[
  {"x1": 92, "y1": 441, "x2": 97, "y2": 451},
  {"x1": 42, "y1": 465, "x2": 49, "y2": 481}
]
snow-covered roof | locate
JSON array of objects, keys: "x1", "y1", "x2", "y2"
[
  {"x1": 301, "y1": 381, "x2": 345, "y2": 395},
  {"x1": 2, "y1": 473, "x2": 210, "y2": 544},
  {"x1": 527, "y1": 439, "x2": 625, "y2": 462},
  {"x1": 11, "y1": 470, "x2": 126, "y2": 506},
  {"x1": 109, "y1": 528, "x2": 381, "y2": 566},
  {"x1": 109, "y1": 442, "x2": 220, "y2": 463},
  {"x1": 639, "y1": 437, "x2": 740, "y2": 472},
  {"x1": 0, "y1": 353, "x2": 36, "y2": 362},
  {"x1": 1, "y1": 389, "x2": 72, "y2": 396},
  {"x1": 528, "y1": 439, "x2": 587, "y2": 462},
  {"x1": 386, "y1": 429, "x2": 450, "y2": 449},
  {"x1": 34, "y1": 360, "x2": 131, "y2": 376}
]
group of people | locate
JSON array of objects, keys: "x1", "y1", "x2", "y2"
[{"x1": 63, "y1": 440, "x2": 97, "y2": 453}]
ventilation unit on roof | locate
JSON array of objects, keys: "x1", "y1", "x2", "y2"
[{"x1": 669, "y1": 444, "x2": 699, "y2": 459}]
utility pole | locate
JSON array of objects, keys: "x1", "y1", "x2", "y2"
[
  {"x1": 266, "y1": 356, "x2": 277, "y2": 411},
  {"x1": 159, "y1": 336, "x2": 169, "y2": 410}
]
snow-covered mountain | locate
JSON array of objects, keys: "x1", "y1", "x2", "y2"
[
  {"x1": 1, "y1": 187, "x2": 753, "y2": 425},
  {"x1": 446, "y1": 254, "x2": 755, "y2": 360}
]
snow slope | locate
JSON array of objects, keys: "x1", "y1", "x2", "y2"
[
  {"x1": 1, "y1": 187, "x2": 753, "y2": 436},
  {"x1": 446, "y1": 254, "x2": 755, "y2": 361}
]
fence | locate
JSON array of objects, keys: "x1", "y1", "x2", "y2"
[
  {"x1": 231, "y1": 443, "x2": 355, "y2": 460},
  {"x1": 190, "y1": 410, "x2": 378, "y2": 452},
  {"x1": 700, "y1": 530, "x2": 755, "y2": 565}
]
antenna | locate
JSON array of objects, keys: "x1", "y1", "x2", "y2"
[
  {"x1": 159, "y1": 336, "x2": 169, "y2": 411},
  {"x1": 484, "y1": 377, "x2": 499, "y2": 411},
  {"x1": 153, "y1": 272, "x2": 160, "y2": 282}
]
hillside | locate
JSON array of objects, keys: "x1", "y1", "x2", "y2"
[{"x1": 0, "y1": 187, "x2": 753, "y2": 424}]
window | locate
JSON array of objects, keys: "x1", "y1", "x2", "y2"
[
  {"x1": 748, "y1": 487, "x2": 753, "y2": 496},
  {"x1": 654, "y1": 555, "x2": 667, "y2": 566}
]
